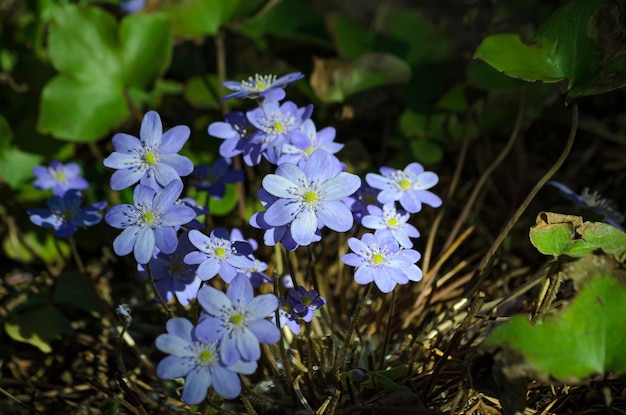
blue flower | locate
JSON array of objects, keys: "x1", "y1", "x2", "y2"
[
  {"x1": 343, "y1": 182, "x2": 382, "y2": 224},
  {"x1": 278, "y1": 119, "x2": 344, "y2": 168},
  {"x1": 156, "y1": 317, "x2": 257, "y2": 404},
  {"x1": 260, "y1": 150, "x2": 361, "y2": 246},
  {"x1": 274, "y1": 298, "x2": 301, "y2": 335},
  {"x1": 288, "y1": 286, "x2": 326, "y2": 323},
  {"x1": 120, "y1": 0, "x2": 145, "y2": 13},
  {"x1": 105, "y1": 180, "x2": 196, "y2": 264},
  {"x1": 209, "y1": 112, "x2": 252, "y2": 161},
  {"x1": 221, "y1": 72, "x2": 304, "y2": 102},
  {"x1": 196, "y1": 274, "x2": 280, "y2": 365},
  {"x1": 32, "y1": 161, "x2": 88, "y2": 196},
  {"x1": 361, "y1": 203, "x2": 420, "y2": 248},
  {"x1": 547, "y1": 181, "x2": 624, "y2": 230},
  {"x1": 184, "y1": 228, "x2": 255, "y2": 282},
  {"x1": 103, "y1": 111, "x2": 194, "y2": 191},
  {"x1": 366, "y1": 163, "x2": 442, "y2": 213},
  {"x1": 246, "y1": 100, "x2": 313, "y2": 164},
  {"x1": 341, "y1": 233, "x2": 422, "y2": 293},
  {"x1": 138, "y1": 231, "x2": 201, "y2": 306},
  {"x1": 250, "y1": 188, "x2": 321, "y2": 251},
  {"x1": 28, "y1": 190, "x2": 106, "y2": 238},
  {"x1": 190, "y1": 157, "x2": 245, "y2": 198}
]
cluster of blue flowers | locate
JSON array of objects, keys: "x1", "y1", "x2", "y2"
[{"x1": 28, "y1": 71, "x2": 442, "y2": 405}]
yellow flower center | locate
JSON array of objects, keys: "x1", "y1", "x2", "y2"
[
  {"x1": 399, "y1": 178, "x2": 411, "y2": 191},
  {"x1": 198, "y1": 349, "x2": 212, "y2": 362},
  {"x1": 144, "y1": 152, "x2": 157, "y2": 165},
  {"x1": 372, "y1": 253, "x2": 384, "y2": 264},
  {"x1": 215, "y1": 246, "x2": 226, "y2": 257},
  {"x1": 387, "y1": 217, "x2": 398, "y2": 227},
  {"x1": 304, "y1": 190, "x2": 317, "y2": 203},
  {"x1": 304, "y1": 146, "x2": 314, "y2": 155},
  {"x1": 142, "y1": 211, "x2": 155, "y2": 223},
  {"x1": 231, "y1": 314, "x2": 244, "y2": 325},
  {"x1": 273, "y1": 121, "x2": 285, "y2": 134},
  {"x1": 54, "y1": 171, "x2": 65, "y2": 182}
]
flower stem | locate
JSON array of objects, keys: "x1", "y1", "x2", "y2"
[
  {"x1": 145, "y1": 263, "x2": 175, "y2": 318},
  {"x1": 334, "y1": 283, "x2": 372, "y2": 378},
  {"x1": 68, "y1": 235, "x2": 85, "y2": 273},
  {"x1": 378, "y1": 288, "x2": 396, "y2": 370}
]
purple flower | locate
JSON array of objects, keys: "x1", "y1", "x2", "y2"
[
  {"x1": 288, "y1": 286, "x2": 326, "y2": 322},
  {"x1": 28, "y1": 190, "x2": 106, "y2": 238},
  {"x1": 278, "y1": 119, "x2": 344, "y2": 168},
  {"x1": 341, "y1": 233, "x2": 422, "y2": 293},
  {"x1": 196, "y1": 274, "x2": 280, "y2": 365},
  {"x1": 105, "y1": 180, "x2": 196, "y2": 264},
  {"x1": 246, "y1": 100, "x2": 313, "y2": 164},
  {"x1": 32, "y1": 161, "x2": 88, "y2": 196},
  {"x1": 274, "y1": 298, "x2": 301, "y2": 334},
  {"x1": 120, "y1": 0, "x2": 145, "y2": 13},
  {"x1": 156, "y1": 317, "x2": 257, "y2": 404},
  {"x1": 547, "y1": 181, "x2": 624, "y2": 230},
  {"x1": 184, "y1": 228, "x2": 255, "y2": 282},
  {"x1": 209, "y1": 112, "x2": 252, "y2": 160},
  {"x1": 250, "y1": 189, "x2": 321, "y2": 250},
  {"x1": 190, "y1": 158, "x2": 245, "y2": 198},
  {"x1": 343, "y1": 183, "x2": 381, "y2": 224},
  {"x1": 361, "y1": 204, "x2": 420, "y2": 248},
  {"x1": 260, "y1": 150, "x2": 361, "y2": 246},
  {"x1": 366, "y1": 163, "x2": 442, "y2": 213},
  {"x1": 138, "y1": 231, "x2": 201, "y2": 306},
  {"x1": 221, "y1": 72, "x2": 304, "y2": 102},
  {"x1": 103, "y1": 111, "x2": 194, "y2": 191}
]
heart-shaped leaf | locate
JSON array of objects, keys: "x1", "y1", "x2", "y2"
[{"x1": 38, "y1": 5, "x2": 172, "y2": 141}]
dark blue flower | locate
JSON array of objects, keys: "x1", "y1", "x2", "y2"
[
  {"x1": 28, "y1": 190, "x2": 106, "y2": 238},
  {"x1": 547, "y1": 181, "x2": 624, "y2": 230},
  {"x1": 190, "y1": 158, "x2": 245, "y2": 198},
  {"x1": 288, "y1": 286, "x2": 326, "y2": 323}
]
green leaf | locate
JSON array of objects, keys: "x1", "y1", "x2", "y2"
[
  {"x1": 5, "y1": 304, "x2": 72, "y2": 353},
  {"x1": 38, "y1": 5, "x2": 172, "y2": 141},
  {"x1": 475, "y1": 0, "x2": 626, "y2": 99},
  {"x1": 0, "y1": 146, "x2": 43, "y2": 189},
  {"x1": 184, "y1": 75, "x2": 222, "y2": 109},
  {"x1": 53, "y1": 271, "x2": 102, "y2": 317},
  {"x1": 485, "y1": 273, "x2": 626, "y2": 381},
  {"x1": 208, "y1": 183, "x2": 238, "y2": 216},
  {"x1": 326, "y1": 14, "x2": 376, "y2": 60},
  {"x1": 529, "y1": 219, "x2": 577, "y2": 256},
  {"x1": 120, "y1": 12, "x2": 172, "y2": 90}
]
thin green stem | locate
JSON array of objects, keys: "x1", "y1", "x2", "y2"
[
  {"x1": 68, "y1": 235, "x2": 85, "y2": 273},
  {"x1": 378, "y1": 289, "x2": 396, "y2": 370},
  {"x1": 334, "y1": 283, "x2": 372, "y2": 378},
  {"x1": 467, "y1": 103, "x2": 579, "y2": 298}
]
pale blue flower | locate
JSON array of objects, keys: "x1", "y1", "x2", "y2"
[
  {"x1": 221, "y1": 72, "x2": 304, "y2": 102},
  {"x1": 366, "y1": 163, "x2": 442, "y2": 213},
  {"x1": 105, "y1": 180, "x2": 196, "y2": 264},
  {"x1": 196, "y1": 274, "x2": 280, "y2": 365},
  {"x1": 341, "y1": 233, "x2": 422, "y2": 293},
  {"x1": 32, "y1": 161, "x2": 88, "y2": 196},
  {"x1": 260, "y1": 150, "x2": 361, "y2": 246},
  {"x1": 156, "y1": 317, "x2": 257, "y2": 404},
  {"x1": 103, "y1": 111, "x2": 194, "y2": 191},
  {"x1": 361, "y1": 203, "x2": 420, "y2": 248}
]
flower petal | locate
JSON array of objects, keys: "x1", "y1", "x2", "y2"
[
  {"x1": 226, "y1": 274, "x2": 253, "y2": 304},
  {"x1": 134, "y1": 227, "x2": 155, "y2": 264},
  {"x1": 113, "y1": 226, "x2": 139, "y2": 256},
  {"x1": 160, "y1": 125, "x2": 190, "y2": 153},
  {"x1": 155, "y1": 333, "x2": 193, "y2": 356},
  {"x1": 156, "y1": 355, "x2": 193, "y2": 379},
  {"x1": 245, "y1": 294, "x2": 278, "y2": 319},
  {"x1": 321, "y1": 172, "x2": 362, "y2": 200},
  {"x1": 317, "y1": 200, "x2": 353, "y2": 232},
  {"x1": 140, "y1": 111, "x2": 163, "y2": 147},
  {"x1": 198, "y1": 285, "x2": 232, "y2": 316},
  {"x1": 247, "y1": 318, "x2": 281, "y2": 344},
  {"x1": 154, "y1": 227, "x2": 177, "y2": 254},
  {"x1": 290, "y1": 209, "x2": 317, "y2": 246},
  {"x1": 211, "y1": 366, "x2": 241, "y2": 399},
  {"x1": 263, "y1": 199, "x2": 300, "y2": 226},
  {"x1": 236, "y1": 328, "x2": 261, "y2": 362},
  {"x1": 182, "y1": 367, "x2": 211, "y2": 405}
]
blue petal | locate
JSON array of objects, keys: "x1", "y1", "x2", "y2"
[
  {"x1": 290, "y1": 208, "x2": 318, "y2": 246},
  {"x1": 133, "y1": 185, "x2": 156, "y2": 206},
  {"x1": 160, "y1": 125, "x2": 190, "y2": 153},
  {"x1": 110, "y1": 168, "x2": 144, "y2": 191},
  {"x1": 156, "y1": 355, "x2": 193, "y2": 379},
  {"x1": 236, "y1": 328, "x2": 261, "y2": 362},
  {"x1": 113, "y1": 226, "x2": 139, "y2": 256},
  {"x1": 153, "y1": 180, "x2": 182, "y2": 209},
  {"x1": 303, "y1": 150, "x2": 334, "y2": 182},
  {"x1": 140, "y1": 111, "x2": 163, "y2": 148},
  {"x1": 182, "y1": 367, "x2": 211, "y2": 405},
  {"x1": 167, "y1": 317, "x2": 194, "y2": 342},
  {"x1": 354, "y1": 266, "x2": 375, "y2": 285},
  {"x1": 262, "y1": 173, "x2": 299, "y2": 199},
  {"x1": 245, "y1": 294, "x2": 278, "y2": 319},
  {"x1": 154, "y1": 227, "x2": 177, "y2": 254},
  {"x1": 211, "y1": 366, "x2": 242, "y2": 399},
  {"x1": 187, "y1": 229, "x2": 209, "y2": 251},
  {"x1": 263, "y1": 199, "x2": 300, "y2": 227},
  {"x1": 111, "y1": 133, "x2": 142, "y2": 153},
  {"x1": 195, "y1": 316, "x2": 226, "y2": 342},
  {"x1": 220, "y1": 333, "x2": 240, "y2": 366},
  {"x1": 196, "y1": 257, "x2": 221, "y2": 281},
  {"x1": 103, "y1": 152, "x2": 138, "y2": 169},
  {"x1": 365, "y1": 173, "x2": 392, "y2": 191},
  {"x1": 155, "y1": 333, "x2": 193, "y2": 356},
  {"x1": 415, "y1": 171, "x2": 438, "y2": 189},
  {"x1": 317, "y1": 200, "x2": 353, "y2": 232},
  {"x1": 104, "y1": 205, "x2": 135, "y2": 228},
  {"x1": 134, "y1": 227, "x2": 155, "y2": 264},
  {"x1": 247, "y1": 318, "x2": 281, "y2": 344},
  {"x1": 160, "y1": 153, "x2": 194, "y2": 176},
  {"x1": 226, "y1": 274, "x2": 253, "y2": 304},
  {"x1": 198, "y1": 285, "x2": 232, "y2": 316},
  {"x1": 320, "y1": 172, "x2": 362, "y2": 199},
  {"x1": 160, "y1": 205, "x2": 196, "y2": 227}
]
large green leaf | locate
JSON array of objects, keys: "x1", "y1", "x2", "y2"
[
  {"x1": 475, "y1": 0, "x2": 626, "y2": 100},
  {"x1": 485, "y1": 272, "x2": 626, "y2": 381},
  {"x1": 38, "y1": 5, "x2": 172, "y2": 141},
  {"x1": 5, "y1": 304, "x2": 72, "y2": 353}
]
